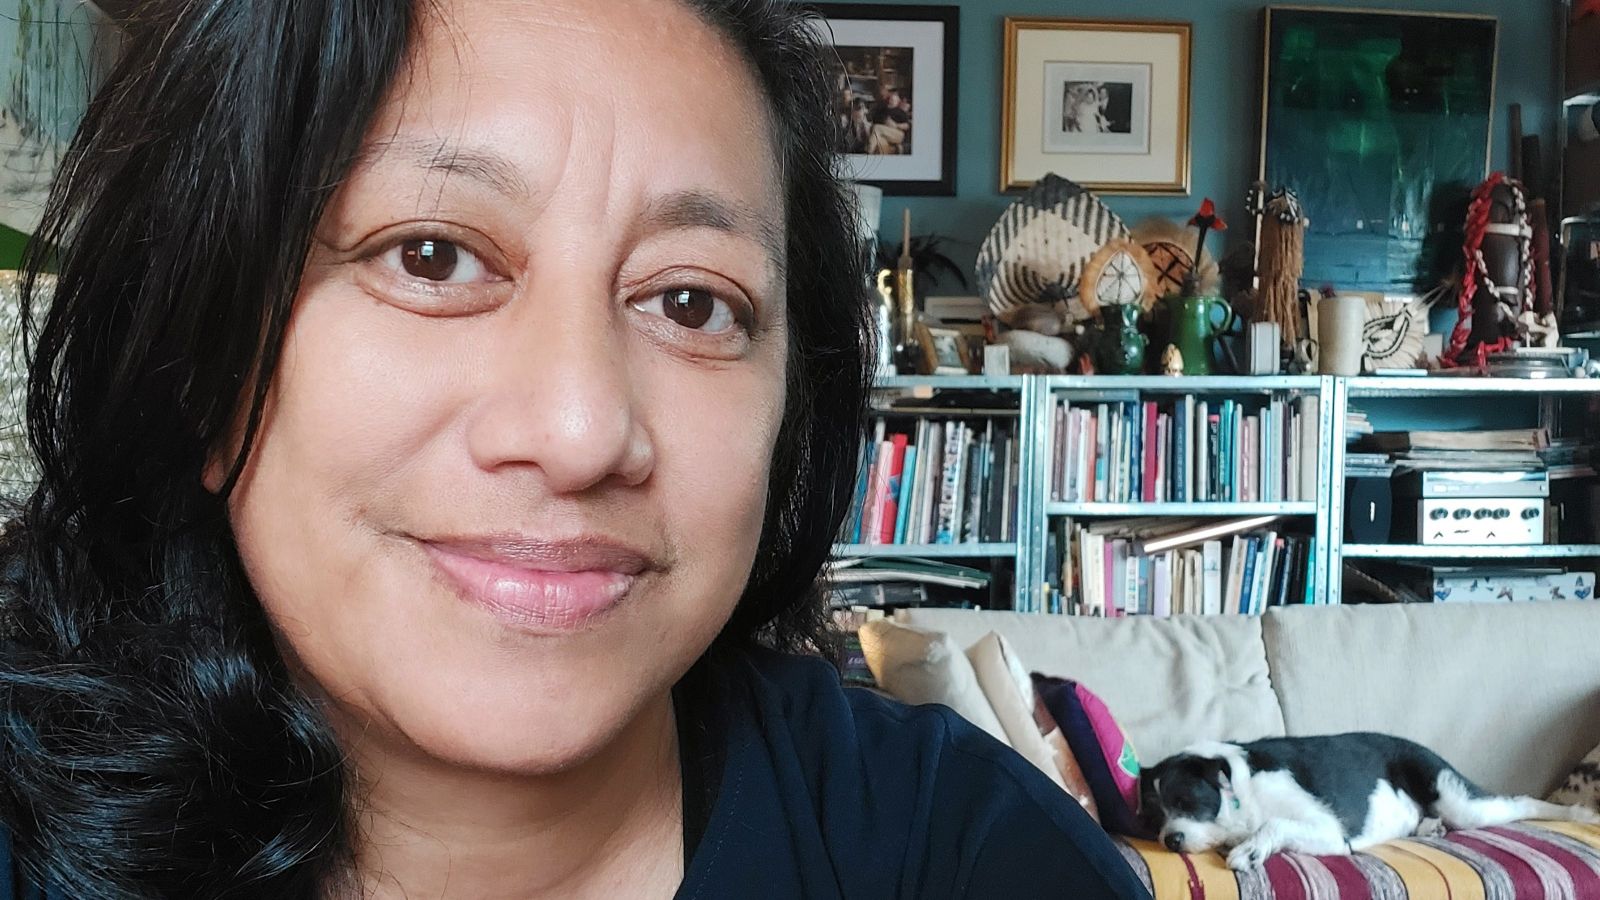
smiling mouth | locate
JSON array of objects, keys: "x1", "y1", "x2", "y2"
[{"x1": 416, "y1": 535, "x2": 654, "y2": 633}]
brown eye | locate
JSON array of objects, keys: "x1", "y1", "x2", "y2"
[
  {"x1": 664, "y1": 289, "x2": 715, "y2": 329},
  {"x1": 380, "y1": 237, "x2": 496, "y2": 285},
  {"x1": 631, "y1": 286, "x2": 744, "y2": 335},
  {"x1": 400, "y1": 239, "x2": 459, "y2": 281}
]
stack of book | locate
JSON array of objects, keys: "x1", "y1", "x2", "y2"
[
  {"x1": 825, "y1": 556, "x2": 991, "y2": 609},
  {"x1": 1048, "y1": 394, "x2": 1320, "y2": 504},
  {"x1": 1041, "y1": 516, "x2": 1314, "y2": 616},
  {"x1": 1357, "y1": 428, "x2": 1549, "y2": 473},
  {"x1": 844, "y1": 418, "x2": 1018, "y2": 545}
]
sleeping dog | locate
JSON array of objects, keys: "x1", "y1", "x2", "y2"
[{"x1": 1140, "y1": 733, "x2": 1600, "y2": 871}]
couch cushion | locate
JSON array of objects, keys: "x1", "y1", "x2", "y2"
[
  {"x1": 856, "y1": 619, "x2": 1008, "y2": 743},
  {"x1": 895, "y1": 609, "x2": 1286, "y2": 765},
  {"x1": 1117, "y1": 821, "x2": 1600, "y2": 900},
  {"x1": 1262, "y1": 602, "x2": 1600, "y2": 798}
]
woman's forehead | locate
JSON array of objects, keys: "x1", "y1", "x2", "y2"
[{"x1": 369, "y1": 0, "x2": 784, "y2": 218}]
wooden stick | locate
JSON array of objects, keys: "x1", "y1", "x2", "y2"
[{"x1": 900, "y1": 208, "x2": 912, "y2": 263}]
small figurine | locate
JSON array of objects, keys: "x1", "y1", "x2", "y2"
[{"x1": 1161, "y1": 345, "x2": 1184, "y2": 377}]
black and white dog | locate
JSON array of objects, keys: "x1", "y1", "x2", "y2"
[{"x1": 1140, "y1": 733, "x2": 1600, "y2": 871}]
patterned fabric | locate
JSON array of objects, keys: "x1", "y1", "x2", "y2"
[{"x1": 1117, "y1": 821, "x2": 1600, "y2": 899}]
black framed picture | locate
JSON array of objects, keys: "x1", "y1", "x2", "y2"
[{"x1": 808, "y1": 4, "x2": 959, "y2": 196}]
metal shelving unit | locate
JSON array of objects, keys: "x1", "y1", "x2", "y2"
[
  {"x1": 832, "y1": 543, "x2": 1018, "y2": 559},
  {"x1": 1045, "y1": 501, "x2": 1317, "y2": 517},
  {"x1": 836, "y1": 374, "x2": 1600, "y2": 613},
  {"x1": 1026, "y1": 375, "x2": 1337, "y2": 612},
  {"x1": 1342, "y1": 544, "x2": 1600, "y2": 560},
  {"x1": 1327, "y1": 376, "x2": 1600, "y2": 603},
  {"x1": 847, "y1": 376, "x2": 1031, "y2": 607}
]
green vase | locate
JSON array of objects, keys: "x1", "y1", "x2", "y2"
[
  {"x1": 1169, "y1": 295, "x2": 1235, "y2": 376},
  {"x1": 1097, "y1": 303, "x2": 1147, "y2": 375}
]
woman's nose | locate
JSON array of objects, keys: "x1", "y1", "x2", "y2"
[{"x1": 464, "y1": 288, "x2": 654, "y2": 493}]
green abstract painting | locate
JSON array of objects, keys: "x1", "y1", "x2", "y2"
[{"x1": 1259, "y1": 8, "x2": 1497, "y2": 294}]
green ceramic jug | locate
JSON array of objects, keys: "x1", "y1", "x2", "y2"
[
  {"x1": 1096, "y1": 303, "x2": 1146, "y2": 375},
  {"x1": 1169, "y1": 295, "x2": 1235, "y2": 376}
]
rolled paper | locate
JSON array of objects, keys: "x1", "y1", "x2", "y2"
[{"x1": 1317, "y1": 295, "x2": 1367, "y2": 376}]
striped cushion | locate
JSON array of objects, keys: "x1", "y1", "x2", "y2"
[{"x1": 1117, "y1": 821, "x2": 1600, "y2": 899}]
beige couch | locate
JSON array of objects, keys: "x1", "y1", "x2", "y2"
[{"x1": 895, "y1": 601, "x2": 1600, "y2": 798}]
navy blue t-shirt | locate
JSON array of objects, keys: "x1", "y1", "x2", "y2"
[{"x1": 2, "y1": 647, "x2": 1149, "y2": 899}]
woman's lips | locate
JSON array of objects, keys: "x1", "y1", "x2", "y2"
[{"x1": 418, "y1": 536, "x2": 650, "y2": 632}]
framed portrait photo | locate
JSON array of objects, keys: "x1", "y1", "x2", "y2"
[
  {"x1": 1001, "y1": 18, "x2": 1191, "y2": 195},
  {"x1": 917, "y1": 322, "x2": 971, "y2": 375},
  {"x1": 809, "y1": 4, "x2": 959, "y2": 196}
]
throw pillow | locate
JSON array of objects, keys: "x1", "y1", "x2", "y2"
[
  {"x1": 1031, "y1": 690, "x2": 1100, "y2": 823},
  {"x1": 967, "y1": 634, "x2": 1071, "y2": 790},
  {"x1": 1550, "y1": 739, "x2": 1600, "y2": 811},
  {"x1": 1034, "y1": 674, "x2": 1151, "y2": 839},
  {"x1": 857, "y1": 620, "x2": 1009, "y2": 744}
]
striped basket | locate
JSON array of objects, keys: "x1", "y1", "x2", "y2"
[
  {"x1": 1117, "y1": 821, "x2": 1600, "y2": 900},
  {"x1": 975, "y1": 173, "x2": 1128, "y2": 325}
]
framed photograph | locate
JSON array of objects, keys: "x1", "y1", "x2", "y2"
[
  {"x1": 1001, "y1": 18, "x2": 1191, "y2": 195},
  {"x1": 917, "y1": 322, "x2": 971, "y2": 375},
  {"x1": 809, "y1": 4, "x2": 959, "y2": 196},
  {"x1": 1258, "y1": 7, "x2": 1497, "y2": 293}
]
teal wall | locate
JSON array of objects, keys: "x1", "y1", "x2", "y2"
[{"x1": 865, "y1": 0, "x2": 1561, "y2": 280}]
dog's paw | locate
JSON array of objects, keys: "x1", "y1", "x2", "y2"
[
  {"x1": 1415, "y1": 817, "x2": 1447, "y2": 838},
  {"x1": 1568, "y1": 806, "x2": 1600, "y2": 826},
  {"x1": 1226, "y1": 840, "x2": 1273, "y2": 871}
]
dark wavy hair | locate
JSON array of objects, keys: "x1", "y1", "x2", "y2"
[{"x1": 0, "y1": 1, "x2": 869, "y2": 896}]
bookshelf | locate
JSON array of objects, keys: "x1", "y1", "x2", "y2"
[
  {"x1": 1323, "y1": 376, "x2": 1600, "y2": 604},
  {"x1": 834, "y1": 374, "x2": 1600, "y2": 615},
  {"x1": 837, "y1": 375, "x2": 1032, "y2": 608},
  {"x1": 1028, "y1": 376, "x2": 1334, "y2": 614}
]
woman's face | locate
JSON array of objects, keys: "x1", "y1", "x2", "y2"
[{"x1": 219, "y1": 0, "x2": 787, "y2": 774}]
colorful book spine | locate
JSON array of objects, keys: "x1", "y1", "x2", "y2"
[
  {"x1": 935, "y1": 422, "x2": 962, "y2": 544},
  {"x1": 879, "y1": 434, "x2": 908, "y2": 543},
  {"x1": 1141, "y1": 401, "x2": 1159, "y2": 503},
  {"x1": 892, "y1": 444, "x2": 918, "y2": 544}
]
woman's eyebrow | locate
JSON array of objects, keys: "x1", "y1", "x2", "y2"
[
  {"x1": 356, "y1": 137, "x2": 533, "y2": 201},
  {"x1": 641, "y1": 190, "x2": 786, "y2": 269}
]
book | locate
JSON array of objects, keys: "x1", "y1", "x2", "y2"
[
  {"x1": 1363, "y1": 428, "x2": 1550, "y2": 452},
  {"x1": 892, "y1": 444, "x2": 918, "y2": 544},
  {"x1": 1223, "y1": 536, "x2": 1246, "y2": 615},
  {"x1": 1236, "y1": 535, "x2": 1260, "y2": 615},
  {"x1": 879, "y1": 434, "x2": 908, "y2": 543},
  {"x1": 935, "y1": 422, "x2": 963, "y2": 543},
  {"x1": 1142, "y1": 401, "x2": 1159, "y2": 503},
  {"x1": 1152, "y1": 552, "x2": 1173, "y2": 618},
  {"x1": 1202, "y1": 540, "x2": 1224, "y2": 615}
]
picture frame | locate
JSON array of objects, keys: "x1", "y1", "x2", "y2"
[
  {"x1": 1001, "y1": 18, "x2": 1191, "y2": 195},
  {"x1": 1257, "y1": 7, "x2": 1497, "y2": 293},
  {"x1": 918, "y1": 322, "x2": 971, "y2": 375},
  {"x1": 810, "y1": 4, "x2": 960, "y2": 196}
]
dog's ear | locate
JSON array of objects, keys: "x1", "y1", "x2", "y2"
[
  {"x1": 1199, "y1": 757, "x2": 1230, "y2": 790},
  {"x1": 1139, "y1": 759, "x2": 1166, "y2": 788}
]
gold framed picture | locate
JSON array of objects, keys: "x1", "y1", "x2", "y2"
[
  {"x1": 1000, "y1": 17, "x2": 1192, "y2": 195},
  {"x1": 917, "y1": 322, "x2": 971, "y2": 375}
]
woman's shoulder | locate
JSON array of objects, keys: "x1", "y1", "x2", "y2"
[{"x1": 721, "y1": 647, "x2": 1150, "y2": 899}]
